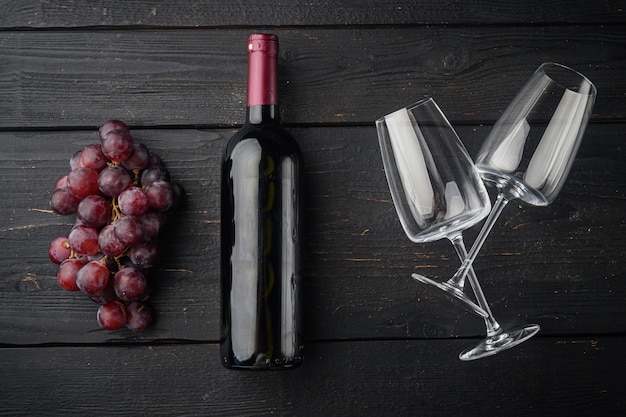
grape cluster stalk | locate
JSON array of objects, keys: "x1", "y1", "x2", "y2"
[{"x1": 48, "y1": 120, "x2": 183, "y2": 331}]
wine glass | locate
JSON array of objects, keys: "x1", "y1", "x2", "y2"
[
  {"x1": 431, "y1": 62, "x2": 597, "y2": 360},
  {"x1": 376, "y1": 97, "x2": 492, "y2": 319}
]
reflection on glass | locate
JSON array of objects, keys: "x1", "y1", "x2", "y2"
[{"x1": 377, "y1": 97, "x2": 491, "y2": 320}]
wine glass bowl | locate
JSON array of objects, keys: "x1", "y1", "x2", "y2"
[
  {"x1": 376, "y1": 97, "x2": 491, "y2": 318},
  {"x1": 476, "y1": 62, "x2": 597, "y2": 206},
  {"x1": 376, "y1": 99, "x2": 492, "y2": 244}
]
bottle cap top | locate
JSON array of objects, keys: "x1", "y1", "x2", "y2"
[{"x1": 248, "y1": 34, "x2": 278, "y2": 54}]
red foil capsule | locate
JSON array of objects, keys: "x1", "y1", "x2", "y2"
[{"x1": 247, "y1": 33, "x2": 279, "y2": 106}]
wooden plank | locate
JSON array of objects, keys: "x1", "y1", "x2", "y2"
[
  {"x1": 0, "y1": 0, "x2": 624, "y2": 28},
  {"x1": 1, "y1": 124, "x2": 624, "y2": 345},
  {"x1": 0, "y1": 26, "x2": 622, "y2": 128},
  {"x1": 0, "y1": 337, "x2": 624, "y2": 416}
]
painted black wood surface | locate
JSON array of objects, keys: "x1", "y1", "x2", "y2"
[{"x1": 1, "y1": 1, "x2": 625, "y2": 416}]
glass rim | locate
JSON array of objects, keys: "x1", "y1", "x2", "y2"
[
  {"x1": 376, "y1": 96, "x2": 439, "y2": 125},
  {"x1": 538, "y1": 62, "x2": 597, "y2": 96}
]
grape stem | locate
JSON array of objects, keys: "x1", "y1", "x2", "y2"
[
  {"x1": 113, "y1": 249, "x2": 130, "y2": 270},
  {"x1": 111, "y1": 197, "x2": 123, "y2": 221}
]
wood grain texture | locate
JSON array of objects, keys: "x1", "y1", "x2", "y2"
[
  {"x1": 1, "y1": 125, "x2": 623, "y2": 345},
  {"x1": 0, "y1": 0, "x2": 624, "y2": 28},
  {"x1": 1, "y1": 1, "x2": 624, "y2": 415},
  {"x1": 1, "y1": 338, "x2": 624, "y2": 416},
  {"x1": 0, "y1": 26, "x2": 623, "y2": 128}
]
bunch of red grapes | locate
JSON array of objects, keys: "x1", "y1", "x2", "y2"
[{"x1": 48, "y1": 120, "x2": 183, "y2": 331}]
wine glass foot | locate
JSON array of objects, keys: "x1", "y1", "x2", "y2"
[
  {"x1": 458, "y1": 323, "x2": 540, "y2": 361},
  {"x1": 411, "y1": 273, "x2": 488, "y2": 318}
]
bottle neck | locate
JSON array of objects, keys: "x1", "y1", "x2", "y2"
[
  {"x1": 247, "y1": 104, "x2": 280, "y2": 124},
  {"x1": 246, "y1": 34, "x2": 279, "y2": 124}
]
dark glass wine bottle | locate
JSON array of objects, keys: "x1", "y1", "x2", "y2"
[{"x1": 220, "y1": 34, "x2": 304, "y2": 370}]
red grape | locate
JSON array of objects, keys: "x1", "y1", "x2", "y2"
[
  {"x1": 77, "y1": 195, "x2": 111, "y2": 228},
  {"x1": 80, "y1": 144, "x2": 108, "y2": 172},
  {"x1": 130, "y1": 240, "x2": 158, "y2": 268},
  {"x1": 67, "y1": 167, "x2": 100, "y2": 199},
  {"x1": 98, "y1": 224, "x2": 126, "y2": 257},
  {"x1": 114, "y1": 215, "x2": 143, "y2": 247},
  {"x1": 98, "y1": 165, "x2": 132, "y2": 197},
  {"x1": 68, "y1": 225, "x2": 100, "y2": 256},
  {"x1": 57, "y1": 258, "x2": 85, "y2": 291},
  {"x1": 50, "y1": 187, "x2": 81, "y2": 215},
  {"x1": 70, "y1": 150, "x2": 83, "y2": 170},
  {"x1": 123, "y1": 143, "x2": 150, "y2": 171},
  {"x1": 49, "y1": 236, "x2": 72, "y2": 264},
  {"x1": 97, "y1": 300, "x2": 128, "y2": 330},
  {"x1": 148, "y1": 152, "x2": 164, "y2": 168},
  {"x1": 113, "y1": 267, "x2": 147, "y2": 301},
  {"x1": 139, "y1": 211, "x2": 163, "y2": 241},
  {"x1": 53, "y1": 175, "x2": 68, "y2": 191},
  {"x1": 101, "y1": 130, "x2": 134, "y2": 163},
  {"x1": 140, "y1": 166, "x2": 169, "y2": 186},
  {"x1": 89, "y1": 282, "x2": 117, "y2": 305},
  {"x1": 118, "y1": 187, "x2": 150, "y2": 216},
  {"x1": 99, "y1": 119, "x2": 129, "y2": 140},
  {"x1": 125, "y1": 301, "x2": 153, "y2": 331},
  {"x1": 145, "y1": 180, "x2": 175, "y2": 212},
  {"x1": 76, "y1": 260, "x2": 110, "y2": 295}
]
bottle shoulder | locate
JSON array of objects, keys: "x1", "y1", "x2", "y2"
[{"x1": 224, "y1": 122, "x2": 302, "y2": 159}]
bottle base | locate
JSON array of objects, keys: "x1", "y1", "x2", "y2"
[{"x1": 221, "y1": 355, "x2": 303, "y2": 371}]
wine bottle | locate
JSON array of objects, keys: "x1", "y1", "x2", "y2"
[{"x1": 220, "y1": 34, "x2": 304, "y2": 370}]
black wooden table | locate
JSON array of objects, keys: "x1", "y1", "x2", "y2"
[{"x1": 1, "y1": 1, "x2": 625, "y2": 415}]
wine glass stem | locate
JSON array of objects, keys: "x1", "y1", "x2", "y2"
[
  {"x1": 449, "y1": 235, "x2": 500, "y2": 335},
  {"x1": 447, "y1": 233, "x2": 476, "y2": 291},
  {"x1": 451, "y1": 191, "x2": 510, "y2": 336}
]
